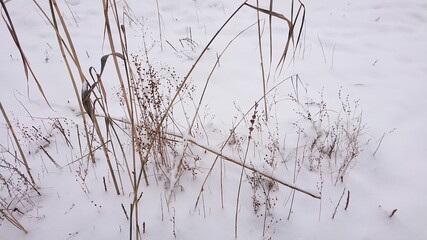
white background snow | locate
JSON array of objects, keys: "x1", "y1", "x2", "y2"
[{"x1": 1, "y1": 0, "x2": 426, "y2": 239}]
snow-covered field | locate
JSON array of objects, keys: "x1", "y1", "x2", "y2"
[{"x1": 1, "y1": 0, "x2": 426, "y2": 239}]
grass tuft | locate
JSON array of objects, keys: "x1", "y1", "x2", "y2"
[{"x1": 1, "y1": 1, "x2": 373, "y2": 239}]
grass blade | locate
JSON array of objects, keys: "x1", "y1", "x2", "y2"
[{"x1": 1, "y1": 0, "x2": 52, "y2": 108}]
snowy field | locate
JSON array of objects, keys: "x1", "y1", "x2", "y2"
[{"x1": 1, "y1": 0, "x2": 426, "y2": 239}]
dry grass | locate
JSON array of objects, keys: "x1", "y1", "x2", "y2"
[
  {"x1": 0, "y1": 0, "x2": 372, "y2": 238},
  {"x1": 0, "y1": 0, "x2": 51, "y2": 108}
]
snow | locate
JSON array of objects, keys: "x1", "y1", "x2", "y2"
[{"x1": 1, "y1": 0, "x2": 426, "y2": 239}]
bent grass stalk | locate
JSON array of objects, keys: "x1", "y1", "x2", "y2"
[
  {"x1": 173, "y1": 131, "x2": 321, "y2": 199},
  {"x1": 48, "y1": 0, "x2": 121, "y2": 195},
  {"x1": 102, "y1": 1, "x2": 142, "y2": 239}
]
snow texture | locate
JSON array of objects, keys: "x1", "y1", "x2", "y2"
[{"x1": 1, "y1": 0, "x2": 426, "y2": 239}]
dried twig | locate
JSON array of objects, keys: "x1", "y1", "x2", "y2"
[
  {"x1": 389, "y1": 209, "x2": 397, "y2": 218},
  {"x1": 332, "y1": 188, "x2": 346, "y2": 219},
  {"x1": 345, "y1": 190, "x2": 350, "y2": 210},
  {"x1": 180, "y1": 133, "x2": 321, "y2": 199}
]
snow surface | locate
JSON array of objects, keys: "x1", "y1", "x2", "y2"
[{"x1": 1, "y1": 0, "x2": 426, "y2": 239}]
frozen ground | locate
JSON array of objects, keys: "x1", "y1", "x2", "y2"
[{"x1": 1, "y1": 0, "x2": 426, "y2": 239}]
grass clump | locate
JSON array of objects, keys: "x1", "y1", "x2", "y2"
[{"x1": 0, "y1": 0, "x2": 374, "y2": 239}]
